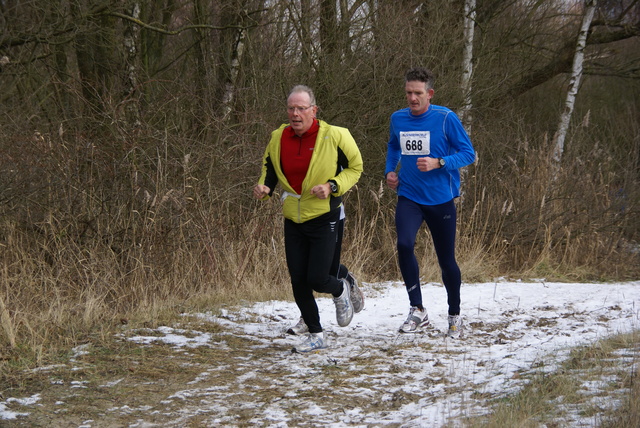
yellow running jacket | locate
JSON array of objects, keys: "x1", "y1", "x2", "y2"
[{"x1": 258, "y1": 120, "x2": 363, "y2": 223}]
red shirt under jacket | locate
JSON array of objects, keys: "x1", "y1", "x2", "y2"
[{"x1": 280, "y1": 120, "x2": 319, "y2": 194}]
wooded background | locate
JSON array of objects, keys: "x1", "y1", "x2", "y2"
[{"x1": 1, "y1": 0, "x2": 639, "y2": 339}]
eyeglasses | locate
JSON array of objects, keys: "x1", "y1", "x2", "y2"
[{"x1": 287, "y1": 106, "x2": 314, "y2": 113}]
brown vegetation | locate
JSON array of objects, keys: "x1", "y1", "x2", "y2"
[{"x1": 0, "y1": 0, "x2": 638, "y2": 376}]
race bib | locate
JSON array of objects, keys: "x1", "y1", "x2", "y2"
[{"x1": 400, "y1": 131, "x2": 430, "y2": 155}]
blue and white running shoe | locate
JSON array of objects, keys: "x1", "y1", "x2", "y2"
[{"x1": 294, "y1": 332, "x2": 327, "y2": 353}]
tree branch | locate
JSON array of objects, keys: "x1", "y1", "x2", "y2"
[
  {"x1": 102, "y1": 11, "x2": 247, "y2": 34},
  {"x1": 503, "y1": 22, "x2": 640, "y2": 101}
]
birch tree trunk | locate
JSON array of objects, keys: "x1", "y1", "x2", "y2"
[
  {"x1": 221, "y1": 27, "x2": 246, "y2": 121},
  {"x1": 460, "y1": 0, "x2": 476, "y2": 135},
  {"x1": 551, "y1": 0, "x2": 597, "y2": 176},
  {"x1": 124, "y1": 1, "x2": 141, "y2": 129},
  {"x1": 459, "y1": 0, "x2": 476, "y2": 203}
]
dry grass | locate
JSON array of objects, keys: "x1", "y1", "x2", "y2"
[
  {"x1": 0, "y1": 4, "x2": 637, "y2": 422},
  {"x1": 1, "y1": 166, "x2": 638, "y2": 376},
  {"x1": 462, "y1": 330, "x2": 639, "y2": 428},
  {"x1": 2, "y1": 296, "x2": 637, "y2": 427},
  {"x1": 0, "y1": 113, "x2": 638, "y2": 424}
]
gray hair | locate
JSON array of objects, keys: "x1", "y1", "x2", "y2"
[{"x1": 288, "y1": 85, "x2": 316, "y2": 106}]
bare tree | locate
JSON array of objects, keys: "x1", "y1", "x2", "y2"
[
  {"x1": 124, "y1": 1, "x2": 142, "y2": 129},
  {"x1": 460, "y1": 0, "x2": 476, "y2": 133},
  {"x1": 552, "y1": 0, "x2": 598, "y2": 174},
  {"x1": 300, "y1": 0, "x2": 313, "y2": 71},
  {"x1": 0, "y1": 0, "x2": 637, "y2": 271},
  {"x1": 70, "y1": 1, "x2": 120, "y2": 116}
]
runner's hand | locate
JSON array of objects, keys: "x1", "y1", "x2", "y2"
[
  {"x1": 253, "y1": 184, "x2": 270, "y2": 199},
  {"x1": 386, "y1": 172, "x2": 399, "y2": 190},
  {"x1": 310, "y1": 183, "x2": 331, "y2": 199}
]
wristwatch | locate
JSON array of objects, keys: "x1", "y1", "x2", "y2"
[
  {"x1": 328, "y1": 180, "x2": 338, "y2": 193},
  {"x1": 438, "y1": 158, "x2": 446, "y2": 168}
]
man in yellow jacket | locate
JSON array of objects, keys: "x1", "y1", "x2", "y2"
[{"x1": 254, "y1": 85, "x2": 364, "y2": 352}]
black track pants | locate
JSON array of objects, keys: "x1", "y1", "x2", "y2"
[{"x1": 284, "y1": 209, "x2": 344, "y2": 333}]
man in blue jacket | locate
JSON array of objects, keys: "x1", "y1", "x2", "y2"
[{"x1": 385, "y1": 67, "x2": 476, "y2": 337}]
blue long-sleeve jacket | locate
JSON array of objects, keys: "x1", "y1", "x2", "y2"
[{"x1": 385, "y1": 105, "x2": 476, "y2": 205}]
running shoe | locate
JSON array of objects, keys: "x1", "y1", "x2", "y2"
[
  {"x1": 294, "y1": 332, "x2": 327, "y2": 353},
  {"x1": 286, "y1": 317, "x2": 309, "y2": 335},
  {"x1": 333, "y1": 279, "x2": 353, "y2": 327},
  {"x1": 399, "y1": 306, "x2": 429, "y2": 333},
  {"x1": 346, "y1": 272, "x2": 365, "y2": 313},
  {"x1": 447, "y1": 315, "x2": 463, "y2": 338}
]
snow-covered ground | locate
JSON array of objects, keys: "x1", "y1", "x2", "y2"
[{"x1": 2, "y1": 280, "x2": 639, "y2": 426}]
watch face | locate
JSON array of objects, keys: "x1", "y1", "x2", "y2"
[{"x1": 439, "y1": 158, "x2": 445, "y2": 166}]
